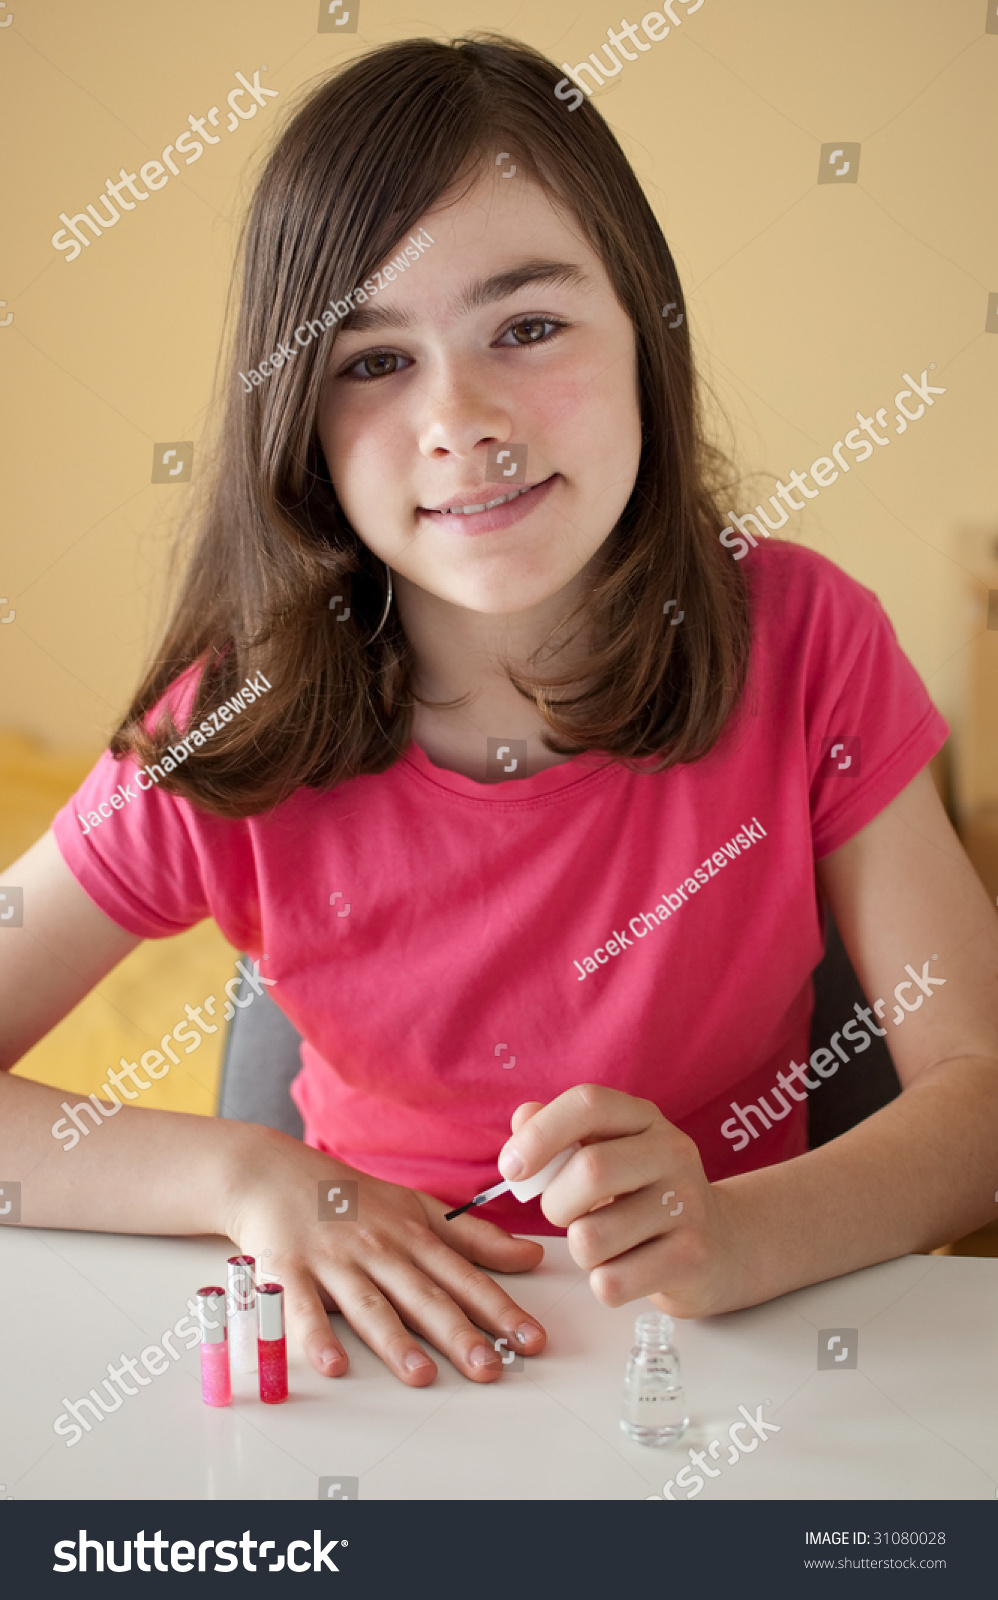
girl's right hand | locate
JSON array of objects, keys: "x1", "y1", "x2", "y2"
[{"x1": 225, "y1": 1127, "x2": 548, "y2": 1385}]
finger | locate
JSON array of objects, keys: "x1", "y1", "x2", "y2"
[
  {"x1": 423, "y1": 1196, "x2": 545, "y2": 1273},
  {"x1": 412, "y1": 1227, "x2": 547, "y2": 1356},
  {"x1": 510, "y1": 1100, "x2": 544, "y2": 1135},
  {"x1": 588, "y1": 1231, "x2": 678, "y2": 1309},
  {"x1": 565, "y1": 1183, "x2": 677, "y2": 1272},
  {"x1": 540, "y1": 1130, "x2": 667, "y2": 1228},
  {"x1": 360, "y1": 1255, "x2": 508, "y2": 1382},
  {"x1": 315, "y1": 1266, "x2": 439, "y2": 1386},
  {"x1": 498, "y1": 1083, "x2": 658, "y2": 1184},
  {"x1": 279, "y1": 1264, "x2": 351, "y2": 1377}
]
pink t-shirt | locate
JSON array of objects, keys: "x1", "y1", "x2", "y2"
[{"x1": 52, "y1": 543, "x2": 948, "y2": 1233}]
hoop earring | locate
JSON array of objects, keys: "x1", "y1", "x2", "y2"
[{"x1": 367, "y1": 560, "x2": 393, "y2": 644}]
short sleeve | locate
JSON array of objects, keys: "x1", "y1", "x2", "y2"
[
  {"x1": 802, "y1": 557, "x2": 949, "y2": 858},
  {"x1": 51, "y1": 747, "x2": 215, "y2": 938}
]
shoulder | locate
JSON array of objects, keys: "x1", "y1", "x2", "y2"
[
  {"x1": 742, "y1": 539, "x2": 889, "y2": 662},
  {"x1": 143, "y1": 659, "x2": 210, "y2": 734}
]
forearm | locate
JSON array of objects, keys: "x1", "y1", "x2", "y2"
[
  {"x1": 0, "y1": 1068, "x2": 274, "y2": 1238},
  {"x1": 713, "y1": 1055, "x2": 998, "y2": 1310}
]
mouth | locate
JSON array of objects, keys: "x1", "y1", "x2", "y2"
[
  {"x1": 418, "y1": 475, "x2": 558, "y2": 534},
  {"x1": 429, "y1": 483, "x2": 538, "y2": 515}
]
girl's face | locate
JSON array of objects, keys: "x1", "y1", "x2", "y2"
[{"x1": 316, "y1": 165, "x2": 642, "y2": 618}]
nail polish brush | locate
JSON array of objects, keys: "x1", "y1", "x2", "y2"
[{"x1": 444, "y1": 1142, "x2": 581, "y2": 1220}]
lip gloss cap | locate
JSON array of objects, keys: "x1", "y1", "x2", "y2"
[
  {"x1": 196, "y1": 1286, "x2": 228, "y2": 1345},
  {"x1": 227, "y1": 1255, "x2": 256, "y2": 1313},
  {"x1": 257, "y1": 1282, "x2": 285, "y2": 1341}
]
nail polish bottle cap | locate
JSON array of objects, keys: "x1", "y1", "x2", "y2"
[
  {"x1": 196, "y1": 1286, "x2": 227, "y2": 1344},
  {"x1": 227, "y1": 1255, "x2": 256, "y2": 1313},
  {"x1": 635, "y1": 1309, "x2": 675, "y2": 1348},
  {"x1": 507, "y1": 1141, "x2": 582, "y2": 1203},
  {"x1": 257, "y1": 1281, "x2": 285, "y2": 1341}
]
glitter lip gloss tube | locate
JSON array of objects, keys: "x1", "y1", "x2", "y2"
[
  {"x1": 197, "y1": 1286, "x2": 231, "y2": 1407},
  {"x1": 257, "y1": 1283, "x2": 288, "y2": 1404},
  {"x1": 226, "y1": 1255, "x2": 258, "y2": 1374}
]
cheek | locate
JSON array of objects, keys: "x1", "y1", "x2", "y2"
[
  {"x1": 522, "y1": 359, "x2": 639, "y2": 461},
  {"x1": 322, "y1": 402, "x2": 406, "y2": 514}
]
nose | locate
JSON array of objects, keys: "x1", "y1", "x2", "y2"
[{"x1": 415, "y1": 357, "x2": 513, "y2": 462}]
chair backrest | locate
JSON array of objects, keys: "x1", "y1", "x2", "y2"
[
  {"x1": 216, "y1": 973, "x2": 304, "y2": 1139},
  {"x1": 216, "y1": 913, "x2": 901, "y2": 1146},
  {"x1": 805, "y1": 912, "x2": 900, "y2": 1146}
]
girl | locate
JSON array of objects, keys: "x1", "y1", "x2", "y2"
[{"x1": 2, "y1": 35, "x2": 996, "y2": 1391}]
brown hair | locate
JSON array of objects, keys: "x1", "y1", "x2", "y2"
[{"x1": 111, "y1": 32, "x2": 750, "y2": 815}]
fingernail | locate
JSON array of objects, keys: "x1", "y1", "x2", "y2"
[
  {"x1": 404, "y1": 1349, "x2": 434, "y2": 1372},
  {"x1": 515, "y1": 1322, "x2": 540, "y2": 1345},
  {"x1": 498, "y1": 1144, "x2": 524, "y2": 1179},
  {"x1": 318, "y1": 1345, "x2": 341, "y2": 1368},
  {"x1": 469, "y1": 1344, "x2": 500, "y2": 1368}
]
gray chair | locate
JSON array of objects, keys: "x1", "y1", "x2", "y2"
[
  {"x1": 216, "y1": 911, "x2": 901, "y2": 1147},
  {"x1": 217, "y1": 976, "x2": 305, "y2": 1139}
]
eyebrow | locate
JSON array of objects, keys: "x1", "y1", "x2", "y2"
[{"x1": 336, "y1": 259, "x2": 590, "y2": 335}]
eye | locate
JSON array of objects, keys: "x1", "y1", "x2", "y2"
[
  {"x1": 341, "y1": 349, "x2": 412, "y2": 381},
  {"x1": 496, "y1": 316, "x2": 566, "y2": 347}
]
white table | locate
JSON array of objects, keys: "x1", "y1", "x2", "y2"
[{"x1": 3, "y1": 1229, "x2": 996, "y2": 1500}]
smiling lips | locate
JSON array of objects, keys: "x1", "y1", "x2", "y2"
[
  {"x1": 419, "y1": 474, "x2": 557, "y2": 534},
  {"x1": 433, "y1": 483, "x2": 534, "y2": 515}
]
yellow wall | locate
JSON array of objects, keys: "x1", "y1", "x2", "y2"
[
  {"x1": 0, "y1": 732, "x2": 236, "y2": 1108},
  {"x1": 2, "y1": 0, "x2": 996, "y2": 1105}
]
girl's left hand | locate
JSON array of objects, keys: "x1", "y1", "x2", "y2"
[{"x1": 498, "y1": 1086, "x2": 741, "y2": 1319}]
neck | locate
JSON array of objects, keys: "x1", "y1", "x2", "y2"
[{"x1": 394, "y1": 570, "x2": 593, "y2": 716}]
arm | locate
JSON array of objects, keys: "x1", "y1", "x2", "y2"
[
  {"x1": 0, "y1": 830, "x2": 546, "y2": 1376},
  {"x1": 0, "y1": 828, "x2": 256, "y2": 1237},
  {"x1": 494, "y1": 767, "x2": 998, "y2": 1314},
  {"x1": 716, "y1": 763, "x2": 998, "y2": 1300}
]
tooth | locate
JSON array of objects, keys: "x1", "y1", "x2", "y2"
[{"x1": 442, "y1": 483, "x2": 532, "y2": 514}]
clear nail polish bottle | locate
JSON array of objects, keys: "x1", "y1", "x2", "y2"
[{"x1": 620, "y1": 1310, "x2": 688, "y2": 1444}]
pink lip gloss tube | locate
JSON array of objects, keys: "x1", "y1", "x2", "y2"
[
  {"x1": 257, "y1": 1282, "x2": 288, "y2": 1404},
  {"x1": 197, "y1": 1285, "x2": 231, "y2": 1407},
  {"x1": 226, "y1": 1255, "x2": 258, "y2": 1374}
]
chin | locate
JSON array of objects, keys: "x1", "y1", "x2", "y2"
[
  {"x1": 457, "y1": 586, "x2": 568, "y2": 617},
  {"x1": 461, "y1": 562, "x2": 587, "y2": 610}
]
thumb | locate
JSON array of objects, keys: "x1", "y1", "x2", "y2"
[{"x1": 510, "y1": 1099, "x2": 544, "y2": 1136}]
